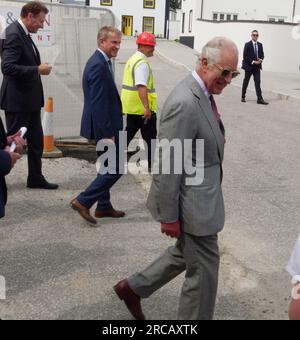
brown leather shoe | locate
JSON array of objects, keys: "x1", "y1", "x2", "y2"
[
  {"x1": 114, "y1": 279, "x2": 145, "y2": 320},
  {"x1": 70, "y1": 199, "x2": 97, "y2": 225},
  {"x1": 95, "y1": 208, "x2": 125, "y2": 218}
]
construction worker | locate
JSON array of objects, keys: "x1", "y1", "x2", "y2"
[{"x1": 121, "y1": 32, "x2": 157, "y2": 172}]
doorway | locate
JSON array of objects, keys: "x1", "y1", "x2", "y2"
[{"x1": 122, "y1": 16, "x2": 133, "y2": 36}]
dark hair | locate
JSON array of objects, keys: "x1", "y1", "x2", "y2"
[
  {"x1": 252, "y1": 30, "x2": 259, "y2": 34},
  {"x1": 20, "y1": 1, "x2": 49, "y2": 18}
]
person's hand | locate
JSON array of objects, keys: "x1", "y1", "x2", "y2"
[
  {"x1": 161, "y1": 220, "x2": 181, "y2": 239},
  {"x1": 4, "y1": 146, "x2": 21, "y2": 168},
  {"x1": 102, "y1": 136, "x2": 115, "y2": 145},
  {"x1": 39, "y1": 63, "x2": 52, "y2": 75},
  {"x1": 7, "y1": 130, "x2": 26, "y2": 153},
  {"x1": 143, "y1": 107, "x2": 152, "y2": 121}
]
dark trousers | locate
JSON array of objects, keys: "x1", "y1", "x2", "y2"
[
  {"x1": 242, "y1": 69, "x2": 263, "y2": 100},
  {"x1": 0, "y1": 186, "x2": 5, "y2": 218},
  {"x1": 77, "y1": 141, "x2": 123, "y2": 210},
  {"x1": 126, "y1": 113, "x2": 157, "y2": 170},
  {"x1": 5, "y1": 111, "x2": 43, "y2": 182}
]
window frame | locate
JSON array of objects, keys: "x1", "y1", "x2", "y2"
[
  {"x1": 100, "y1": 0, "x2": 112, "y2": 6},
  {"x1": 143, "y1": 0, "x2": 156, "y2": 9},
  {"x1": 142, "y1": 16, "x2": 155, "y2": 34}
]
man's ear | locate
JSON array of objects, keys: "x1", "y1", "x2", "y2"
[
  {"x1": 201, "y1": 58, "x2": 209, "y2": 71},
  {"x1": 202, "y1": 58, "x2": 208, "y2": 66}
]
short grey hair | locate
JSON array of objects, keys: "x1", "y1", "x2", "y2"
[
  {"x1": 196, "y1": 37, "x2": 238, "y2": 70},
  {"x1": 97, "y1": 26, "x2": 122, "y2": 42}
]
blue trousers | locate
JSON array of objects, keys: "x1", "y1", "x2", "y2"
[{"x1": 77, "y1": 142, "x2": 123, "y2": 210}]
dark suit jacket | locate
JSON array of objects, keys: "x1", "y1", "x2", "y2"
[
  {"x1": 80, "y1": 50, "x2": 123, "y2": 142},
  {"x1": 0, "y1": 118, "x2": 11, "y2": 218},
  {"x1": 242, "y1": 40, "x2": 264, "y2": 72},
  {"x1": 0, "y1": 21, "x2": 44, "y2": 112}
]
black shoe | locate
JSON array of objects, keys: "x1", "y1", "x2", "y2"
[
  {"x1": 27, "y1": 180, "x2": 58, "y2": 190},
  {"x1": 241, "y1": 98, "x2": 246, "y2": 103},
  {"x1": 257, "y1": 99, "x2": 269, "y2": 105}
]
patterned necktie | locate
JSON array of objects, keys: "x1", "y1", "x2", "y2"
[{"x1": 209, "y1": 95, "x2": 225, "y2": 139}]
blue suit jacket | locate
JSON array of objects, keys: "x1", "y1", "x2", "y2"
[
  {"x1": 0, "y1": 118, "x2": 11, "y2": 218},
  {"x1": 242, "y1": 40, "x2": 264, "y2": 72},
  {"x1": 80, "y1": 50, "x2": 123, "y2": 142}
]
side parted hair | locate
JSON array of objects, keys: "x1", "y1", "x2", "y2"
[
  {"x1": 97, "y1": 26, "x2": 122, "y2": 43},
  {"x1": 21, "y1": 1, "x2": 49, "y2": 18}
]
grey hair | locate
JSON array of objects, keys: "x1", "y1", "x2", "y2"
[
  {"x1": 196, "y1": 37, "x2": 238, "y2": 71},
  {"x1": 97, "y1": 26, "x2": 122, "y2": 43}
]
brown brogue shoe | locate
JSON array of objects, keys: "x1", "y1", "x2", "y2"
[
  {"x1": 95, "y1": 208, "x2": 125, "y2": 219},
  {"x1": 114, "y1": 279, "x2": 145, "y2": 320},
  {"x1": 70, "y1": 199, "x2": 97, "y2": 225}
]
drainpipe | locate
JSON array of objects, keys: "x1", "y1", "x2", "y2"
[
  {"x1": 200, "y1": 0, "x2": 204, "y2": 19},
  {"x1": 165, "y1": 0, "x2": 170, "y2": 39},
  {"x1": 292, "y1": 0, "x2": 296, "y2": 21}
]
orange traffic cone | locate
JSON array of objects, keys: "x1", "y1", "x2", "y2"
[{"x1": 42, "y1": 97, "x2": 62, "y2": 158}]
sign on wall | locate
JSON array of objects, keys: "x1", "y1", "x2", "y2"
[{"x1": 0, "y1": 7, "x2": 54, "y2": 46}]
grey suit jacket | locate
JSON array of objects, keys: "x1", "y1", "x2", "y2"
[{"x1": 147, "y1": 74, "x2": 225, "y2": 237}]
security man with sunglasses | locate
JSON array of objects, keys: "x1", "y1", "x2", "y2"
[{"x1": 241, "y1": 30, "x2": 269, "y2": 105}]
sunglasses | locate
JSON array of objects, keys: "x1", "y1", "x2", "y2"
[
  {"x1": 214, "y1": 64, "x2": 240, "y2": 79},
  {"x1": 252, "y1": 34, "x2": 259, "y2": 37}
]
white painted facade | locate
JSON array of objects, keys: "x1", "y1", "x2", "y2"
[
  {"x1": 173, "y1": 0, "x2": 300, "y2": 73},
  {"x1": 89, "y1": 0, "x2": 167, "y2": 37},
  {"x1": 180, "y1": 0, "x2": 300, "y2": 23}
]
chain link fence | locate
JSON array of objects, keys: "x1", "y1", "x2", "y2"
[{"x1": 0, "y1": 0, "x2": 115, "y2": 138}]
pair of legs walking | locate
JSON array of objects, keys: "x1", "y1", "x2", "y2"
[
  {"x1": 126, "y1": 113, "x2": 157, "y2": 171},
  {"x1": 121, "y1": 233, "x2": 220, "y2": 320}
]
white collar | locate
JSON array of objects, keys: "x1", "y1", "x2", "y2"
[
  {"x1": 97, "y1": 48, "x2": 110, "y2": 62},
  {"x1": 192, "y1": 70, "x2": 210, "y2": 98},
  {"x1": 18, "y1": 18, "x2": 29, "y2": 35}
]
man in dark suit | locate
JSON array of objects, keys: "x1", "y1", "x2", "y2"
[
  {"x1": 70, "y1": 26, "x2": 125, "y2": 225},
  {"x1": 0, "y1": 1, "x2": 58, "y2": 190},
  {"x1": 241, "y1": 30, "x2": 268, "y2": 105},
  {"x1": 0, "y1": 118, "x2": 25, "y2": 218}
]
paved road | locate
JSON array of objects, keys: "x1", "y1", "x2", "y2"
[{"x1": 0, "y1": 38, "x2": 299, "y2": 320}]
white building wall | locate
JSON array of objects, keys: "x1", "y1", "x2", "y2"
[
  {"x1": 89, "y1": 0, "x2": 166, "y2": 36},
  {"x1": 181, "y1": 0, "x2": 299, "y2": 23},
  {"x1": 190, "y1": 20, "x2": 300, "y2": 73}
]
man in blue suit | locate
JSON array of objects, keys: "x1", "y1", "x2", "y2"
[
  {"x1": 0, "y1": 118, "x2": 25, "y2": 218},
  {"x1": 70, "y1": 26, "x2": 124, "y2": 225}
]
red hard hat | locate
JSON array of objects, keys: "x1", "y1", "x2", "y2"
[{"x1": 136, "y1": 32, "x2": 156, "y2": 46}]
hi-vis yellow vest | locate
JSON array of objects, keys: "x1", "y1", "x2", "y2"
[{"x1": 121, "y1": 52, "x2": 157, "y2": 115}]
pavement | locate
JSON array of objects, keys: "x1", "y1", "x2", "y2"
[{"x1": 0, "y1": 37, "x2": 300, "y2": 320}]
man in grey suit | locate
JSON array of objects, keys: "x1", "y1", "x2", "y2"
[{"x1": 114, "y1": 37, "x2": 239, "y2": 320}]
